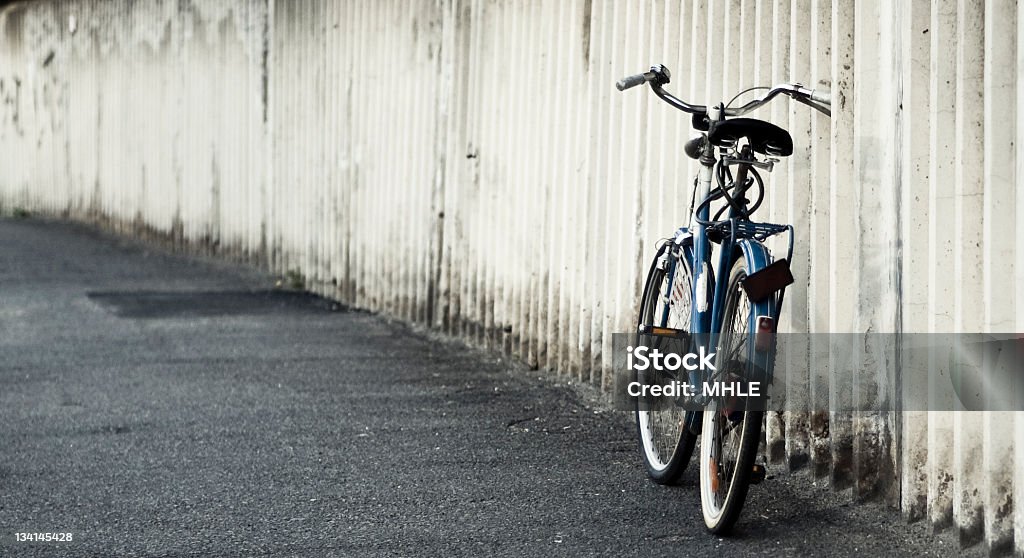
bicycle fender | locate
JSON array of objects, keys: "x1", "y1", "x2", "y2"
[
  {"x1": 736, "y1": 239, "x2": 778, "y2": 383},
  {"x1": 735, "y1": 239, "x2": 777, "y2": 316},
  {"x1": 672, "y1": 226, "x2": 692, "y2": 246},
  {"x1": 646, "y1": 239, "x2": 710, "y2": 334}
]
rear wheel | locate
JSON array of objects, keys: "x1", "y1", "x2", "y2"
[
  {"x1": 635, "y1": 245, "x2": 697, "y2": 484},
  {"x1": 699, "y1": 256, "x2": 765, "y2": 533}
]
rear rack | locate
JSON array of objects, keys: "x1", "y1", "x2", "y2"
[{"x1": 706, "y1": 219, "x2": 790, "y2": 243}]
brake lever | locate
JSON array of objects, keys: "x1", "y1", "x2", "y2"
[{"x1": 791, "y1": 94, "x2": 831, "y2": 117}]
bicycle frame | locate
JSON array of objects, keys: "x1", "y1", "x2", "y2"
[
  {"x1": 659, "y1": 104, "x2": 784, "y2": 390},
  {"x1": 622, "y1": 63, "x2": 827, "y2": 404}
]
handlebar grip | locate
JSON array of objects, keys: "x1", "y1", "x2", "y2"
[
  {"x1": 616, "y1": 73, "x2": 648, "y2": 91},
  {"x1": 810, "y1": 89, "x2": 831, "y2": 105}
]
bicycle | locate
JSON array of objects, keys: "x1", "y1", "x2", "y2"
[{"x1": 618, "y1": 64, "x2": 830, "y2": 534}]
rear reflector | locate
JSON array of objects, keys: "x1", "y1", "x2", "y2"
[{"x1": 754, "y1": 315, "x2": 774, "y2": 353}]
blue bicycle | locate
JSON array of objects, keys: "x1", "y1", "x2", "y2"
[{"x1": 618, "y1": 65, "x2": 830, "y2": 533}]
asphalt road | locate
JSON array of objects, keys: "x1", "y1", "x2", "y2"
[{"x1": 0, "y1": 218, "x2": 979, "y2": 557}]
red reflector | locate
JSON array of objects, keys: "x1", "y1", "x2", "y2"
[{"x1": 754, "y1": 315, "x2": 774, "y2": 352}]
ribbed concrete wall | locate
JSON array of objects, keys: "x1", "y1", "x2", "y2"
[{"x1": 0, "y1": 0, "x2": 1021, "y2": 553}]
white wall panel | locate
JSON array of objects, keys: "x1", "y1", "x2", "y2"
[{"x1": 1, "y1": 0, "x2": 1022, "y2": 552}]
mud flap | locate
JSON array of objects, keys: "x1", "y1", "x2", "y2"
[{"x1": 741, "y1": 258, "x2": 794, "y2": 302}]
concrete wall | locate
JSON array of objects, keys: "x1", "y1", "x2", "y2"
[{"x1": 0, "y1": 0, "x2": 1021, "y2": 553}]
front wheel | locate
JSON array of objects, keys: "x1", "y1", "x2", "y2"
[
  {"x1": 634, "y1": 244, "x2": 697, "y2": 484},
  {"x1": 699, "y1": 256, "x2": 766, "y2": 534}
]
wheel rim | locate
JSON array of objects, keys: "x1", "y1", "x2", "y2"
[
  {"x1": 701, "y1": 398, "x2": 747, "y2": 519},
  {"x1": 701, "y1": 269, "x2": 751, "y2": 522},
  {"x1": 638, "y1": 396, "x2": 687, "y2": 471},
  {"x1": 637, "y1": 256, "x2": 692, "y2": 470}
]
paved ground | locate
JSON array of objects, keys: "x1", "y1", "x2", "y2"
[{"x1": 0, "y1": 217, "x2": 981, "y2": 557}]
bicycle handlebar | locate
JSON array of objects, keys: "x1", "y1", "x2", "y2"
[
  {"x1": 724, "y1": 83, "x2": 831, "y2": 117},
  {"x1": 617, "y1": 65, "x2": 831, "y2": 118}
]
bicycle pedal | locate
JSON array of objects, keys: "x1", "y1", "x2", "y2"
[
  {"x1": 637, "y1": 324, "x2": 690, "y2": 341},
  {"x1": 750, "y1": 464, "x2": 767, "y2": 485}
]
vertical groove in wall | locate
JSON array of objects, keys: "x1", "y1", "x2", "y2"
[
  {"x1": 785, "y1": 0, "x2": 811, "y2": 473},
  {"x1": 981, "y1": 0, "x2": 1016, "y2": 553},
  {"x1": 927, "y1": 0, "x2": 956, "y2": 533},
  {"x1": 1016, "y1": 2, "x2": 1024, "y2": 554},
  {"x1": 898, "y1": 0, "x2": 931, "y2": 525},
  {"x1": 807, "y1": 0, "x2": 832, "y2": 481},
  {"x1": 828, "y1": 0, "x2": 855, "y2": 492},
  {"x1": 953, "y1": 0, "x2": 985, "y2": 547}
]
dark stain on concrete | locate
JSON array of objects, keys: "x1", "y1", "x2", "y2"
[
  {"x1": 87, "y1": 289, "x2": 344, "y2": 319},
  {"x1": 581, "y1": 0, "x2": 592, "y2": 67}
]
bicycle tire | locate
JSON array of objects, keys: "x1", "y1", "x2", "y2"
[
  {"x1": 699, "y1": 256, "x2": 765, "y2": 533},
  {"x1": 634, "y1": 244, "x2": 698, "y2": 484}
]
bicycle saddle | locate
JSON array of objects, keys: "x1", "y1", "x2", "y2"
[{"x1": 708, "y1": 118, "x2": 793, "y2": 157}]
